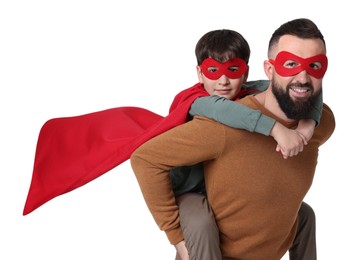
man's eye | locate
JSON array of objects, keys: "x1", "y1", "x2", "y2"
[
  {"x1": 207, "y1": 67, "x2": 218, "y2": 73},
  {"x1": 228, "y1": 66, "x2": 239, "y2": 72},
  {"x1": 310, "y1": 62, "x2": 322, "y2": 70},
  {"x1": 283, "y1": 60, "x2": 299, "y2": 68}
]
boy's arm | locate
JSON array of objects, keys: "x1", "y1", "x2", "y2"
[
  {"x1": 189, "y1": 81, "x2": 323, "y2": 159},
  {"x1": 189, "y1": 95, "x2": 276, "y2": 136},
  {"x1": 295, "y1": 88, "x2": 323, "y2": 142},
  {"x1": 242, "y1": 79, "x2": 270, "y2": 92},
  {"x1": 190, "y1": 96, "x2": 305, "y2": 159},
  {"x1": 307, "y1": 88, "x2": 323, "y2": 125},
  {"x1": 189, "y1": 80, "x2": 274, "y2": 135}
]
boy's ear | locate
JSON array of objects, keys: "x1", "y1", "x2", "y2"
[
  {"x1": 196, "y1": 66, "x2": 204, "y2": 83},
  {"x1": 243, "y1": 67, "x2": 249, "y2": 83}
]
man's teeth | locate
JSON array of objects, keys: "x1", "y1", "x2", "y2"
[{"x1": 291, "y1": 87, "x2": 307, "y2": 92}]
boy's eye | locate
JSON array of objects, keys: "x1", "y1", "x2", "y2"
[
  {"x1": 228, "y1": 66, "x2": 239, "y2": 72},
  {"x1": 207, "y1": 66, "x2": 218, "y2": 73}
]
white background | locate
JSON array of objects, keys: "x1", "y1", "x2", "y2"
[{"x1": 1, "y1": 1, "x2": 358, "y2": 259}]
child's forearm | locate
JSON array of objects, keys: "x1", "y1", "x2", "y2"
[
  {"x1": 296, "y1": 119, "x2": 316, "y2": 142},
  {"x1": 189, "y1": 96, "x2": 275, "y2": 135},
  {"x1": 307, "y1": 89, "x2": 323, "y2": 125},
  {"x1": 270, "y1": 121, "x2": 307, "y2": 159}
]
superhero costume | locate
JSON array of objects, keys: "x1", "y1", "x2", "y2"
[{"x1": 23, "y1": 83, "x2": 255, "y2": 215}]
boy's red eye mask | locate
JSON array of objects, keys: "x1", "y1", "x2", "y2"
[
  {"x1": 199, "y1": 58, "x2": 248, "y2": 80},
  {"x1": 269, "y1": 51, "x2": 328, "y2": 79}
]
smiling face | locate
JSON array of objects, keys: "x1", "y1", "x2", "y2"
[
  {"x1": 264, "y1": 35, "x2": 326, "y2": 119},
  {"x1": 197, "y1": 58, "x2": 248, "y2": 100}
]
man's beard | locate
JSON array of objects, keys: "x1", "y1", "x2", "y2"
[{"x1": 271, "y1": 80, "x2": 321, "y2": 120}]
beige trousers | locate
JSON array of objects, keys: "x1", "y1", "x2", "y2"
[{"x1": 175, "y1": 193, "x2": 316, "y2": 260}]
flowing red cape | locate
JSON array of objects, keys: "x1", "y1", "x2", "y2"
[{"x1": 23, "y1": 83, "x2": 254, "y2": 215}]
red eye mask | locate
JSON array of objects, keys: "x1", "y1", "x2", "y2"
[
  {"x1": 269, "y1": 51, "x2": 328, "y2": 79},
  {"x1": 199, "y1": 58, "x2": 248, "y2": 80}
]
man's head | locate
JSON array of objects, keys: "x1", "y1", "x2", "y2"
[
  {"x1": 195, "y1": 29, "x2": 250, "y2": 100},
  {"x1": 264, "y1": 18, "x2": 327, "y2": 120}
]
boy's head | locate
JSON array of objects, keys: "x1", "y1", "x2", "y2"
[
  {"x1": 195, "y1": 29, "x2": 250, "y2": 100},
  {"x1": 195, "y1": 29, "x2": 251, "y2": 64}
]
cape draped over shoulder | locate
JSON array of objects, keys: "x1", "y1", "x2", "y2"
[{"x1": 23, "y1": 83, "x2": 256, "y2": 215}]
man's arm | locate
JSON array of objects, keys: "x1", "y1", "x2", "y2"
[{"x1": 130, "y1": 117, "x2": 224, "y2": 245}]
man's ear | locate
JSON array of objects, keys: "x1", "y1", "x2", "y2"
[
  {"x1": 263, "y1": 60, "x2": 274, "y2": 80},
  {"x1": 196, "y1": 66, "x2": 204, "y2": 83}
]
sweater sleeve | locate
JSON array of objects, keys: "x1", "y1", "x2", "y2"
[
  {"x1": 189, "y1": 95, "x2": 275, "y2": 136},
  {"x1": 130, "y1": 117, "x2": 224, "y2": 245},
  {"x1": 308, "y1": 88, "x2": 323, "y2": 125},
  {"x1": 242, "y1": 79, "x2": 270, "y2": 92}
]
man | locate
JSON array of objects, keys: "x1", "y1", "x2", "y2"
[
  {"x1": 172, "y1": 29, "x2": 320, "y2": 260},
  {"x1": 130, "y1": 18, "x2": 335, "y2": 259}
]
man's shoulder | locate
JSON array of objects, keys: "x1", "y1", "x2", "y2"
[
  {"x1": 315, "y1": 103, "x2": 336, "y2": 144},
  {"x1": 321, "y1": 103, "x2": 335, "y2": 124},
  {"x1": 235, "y1": 94, "x2": 258, "y2": 109}
]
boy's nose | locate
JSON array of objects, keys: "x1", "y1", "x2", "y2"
[{"x1": 218, "y1": 75, "x2": 230, "y2": 85}]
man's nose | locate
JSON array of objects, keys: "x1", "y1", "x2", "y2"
[{"x1": 294, "y1": 70, "x2": 311, "y2": 84}]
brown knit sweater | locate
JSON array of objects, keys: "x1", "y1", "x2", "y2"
[{"x1": 130, "y1": 95, "x2": 335, "y2": 259}]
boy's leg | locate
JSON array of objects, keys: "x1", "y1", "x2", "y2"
[
  {"x1": 175, "y1": 193, "x2": 221, "y2": 260},
  {"x1": 289, "y1": 201, "x2": 317, "y2": 260}
]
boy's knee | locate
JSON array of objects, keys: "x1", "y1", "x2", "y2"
[
  {"x1": 187, "y1": 210, "x2": 218, "y2": 236},
  {"x1": 177, "y1": 193, "x2": 218, "y2": 237}
]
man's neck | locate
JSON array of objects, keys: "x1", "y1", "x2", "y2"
[{"x1": 255, "y1": 88, "x2": 296, "y2": 123}]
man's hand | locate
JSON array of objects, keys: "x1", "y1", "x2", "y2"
[{"x1": 175, "y1": 240, "x2": 190, "y2": 260}]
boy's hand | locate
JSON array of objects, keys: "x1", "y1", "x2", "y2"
[
  {"x1": 271, "y1": 122, "x2": 307, "y2": 159},
  {"x1": 296, "y1": 119, "x2": 316, "y2": 142}
]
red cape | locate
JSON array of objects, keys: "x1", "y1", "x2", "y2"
[{"x1": 23, "y1": 83, "x2": 253, "y2": 215}]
